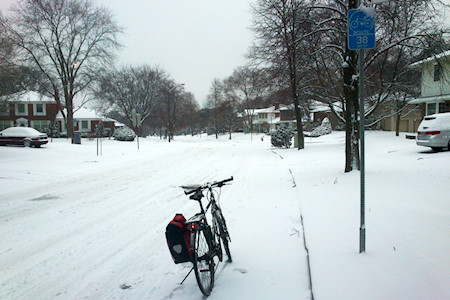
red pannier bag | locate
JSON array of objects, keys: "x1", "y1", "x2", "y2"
[{"x1": 165, "y1": 214, "x2": 193, "y2": 264}]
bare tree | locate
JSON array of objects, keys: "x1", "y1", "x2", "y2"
[
  {"x1": 176, "y1": 92, "x2": 199, "y2": 136},
  {"x1": 0, "y1": 13, "x2": 22, "y2": 97},
  {"x1": 250, "y1": 0, "x2": 317, "y2": 149},
  {"x1": 205, "y1": 79, "x2": 224, "y2": 139},
  {"x1": 161, "y1": 82, "x2": 188, "y2": 142},
  {"x1": 223, "y1": 66, "x2": 269, "y2": 137},
  {"x1": 218, "y1": 98, "x2": 240, "y2": 140},
  {"x1": 95, "y1": 65, "x2": 167, "y2": 134},
  {"x1": 4, "y1": 0, "x2": 122, "y2": 140},
  {"x1": 298, "y1": 0, "x2": 449, "y2": 171}
]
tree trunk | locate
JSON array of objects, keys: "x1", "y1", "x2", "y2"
[
  {"x1": 293, "y1": 96, "x2": 304, "y2": 149},
  {"x1": 289, "y1": 60, "x2": 304, "y2": 150},
  {"x1": 343, "y1": 0, "x2": 360, "y2": 172},
  {"x1": 395, "y1": 112, "x2": 401, "y2": 136},
  {"x1": 343, "y1": 50, "x2": 360, "y2": 171},
  {"x1": 215, "y1": 120, "x2": 218, "y2": 139},
  {"x1": 66, "y1": 96, "x2": 74, "y2": 142}
]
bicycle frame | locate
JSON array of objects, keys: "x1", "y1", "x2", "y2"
[
  {"x1": 186, "y1": 186, "x2": 223, "y2": 261},
  {"x1": 181, "y1": 177, "x2": 233, "y2": 296}
]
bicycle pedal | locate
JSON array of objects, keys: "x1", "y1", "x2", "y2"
[{"x1": 200, "y1": 269, "x2": 211, "y2": 273}]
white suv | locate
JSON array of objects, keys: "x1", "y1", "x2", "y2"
[{"x1": 416, "y1": 112, "x2": 450, "y2": 151}]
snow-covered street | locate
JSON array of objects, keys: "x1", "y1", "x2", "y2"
[{"x1": 0, "y1": 132, "x2": 449, "y2": 299}]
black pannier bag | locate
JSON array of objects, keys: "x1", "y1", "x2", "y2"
[{"x1": 165, "y1": 214, "x2": 192, "y2": 264}]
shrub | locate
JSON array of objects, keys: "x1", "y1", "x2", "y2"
[
  {"x1": 310, "y1": 117, "x2": 332, "y2": 137},
  {"x1": 271, "y1": 124, "x2": 294, "y2": 148}
]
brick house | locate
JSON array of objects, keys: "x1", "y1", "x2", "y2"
[
  {"x1": 0, "y1": 91, "x2": 60, "y2": 132},
  {"x1": 56, "y1": 107, "x2": 115, "y2": 137}
]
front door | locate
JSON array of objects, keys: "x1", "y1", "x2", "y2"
[{"x1": 16, "y1": 117, "x2": 29, "y2": 127}]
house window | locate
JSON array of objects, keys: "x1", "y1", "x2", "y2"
[
  {"x1": 433, "y1": 64, "x2": 441, "y2": 82},
  {"x1": 33, "y1": 103, "x2": 46, "y2": 116},
  {"x1": 81, "y1": 120, "x2": 89, "y2": 131},
  {"x1": 426, "y1": 103, "x2": 436, "y2": 115},
  {"x1": 0, "y1": 102, "x2": 9, "y2": 115},
  {"x1": 15, "y1": 103, "x2": 28, "y2": 116},
  {"x1": 32, "y1": 120, "x2": 50, "y2": 132},
  {"x1": 0, "y1": 120, "x2": 12, "y2": 130}
]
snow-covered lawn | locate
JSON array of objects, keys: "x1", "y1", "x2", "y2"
[{"x1": 0, "y1": 132, "x2": 448, "y2": 299}]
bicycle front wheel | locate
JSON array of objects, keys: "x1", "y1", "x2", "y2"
[
  {"x1": 192, "y1": 227, "x2": 215, "y2": 296},
  {"x1": 215, "y1": 210, "x2": 232, "y2": 262}
]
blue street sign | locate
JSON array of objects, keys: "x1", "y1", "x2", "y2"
[{"x1": 348, "y1": 9, "x2": 375, "y2": 50}]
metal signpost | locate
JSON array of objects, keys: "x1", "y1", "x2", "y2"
[{"x1": 348, "y1": 6, "x2": 375, "y2": 253}]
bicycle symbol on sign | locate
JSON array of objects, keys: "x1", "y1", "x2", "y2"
[{"x1": 349, "y1": 16, "x2": 374, "y2": 31}]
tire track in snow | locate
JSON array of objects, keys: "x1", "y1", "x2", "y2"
[
  {"x1": 0, "y1": 142, "x2": 234, "y2": 299},
  {"x1": 272, "y1": 149, "x2": 315, "y2": 300},
  {"x1": 1, "y1": 139, "x2": 312, "y2": 299}
]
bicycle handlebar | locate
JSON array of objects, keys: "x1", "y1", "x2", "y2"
[{"x1": 184, "y1": 176, "x2": 233, "y2": 195}]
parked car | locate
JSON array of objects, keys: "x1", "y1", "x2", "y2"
[
  {"x1": 113, "y1": 127, "x2": 136, "y2": 141},
  {"x1": 0, "y1": 127, "x2": 49, "y2": 147},
  {"x1": 416, "y1": 112, "x2": 450, "y2": 151}
]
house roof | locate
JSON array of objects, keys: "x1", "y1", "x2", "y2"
[
  {"x1": 310, "y1": 101, "x2": 343, "y2": 113},
  {"x1": 255, "y1": 107, "x2": 276, "y2": 114},
  {"x1": 0, "y1": 91, "x2": 55, "y2": 103},
  {"x1": 56, "y1": 107, "x2": 112, "y2": 121},
  {"x1": 408, "y1": 94, "x2": 450, "y2": 104},
  {"x1": 410, "y1": 50, "x2": 450, "y2": 68}
]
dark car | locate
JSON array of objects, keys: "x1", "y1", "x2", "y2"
[{"x1": 0, "y1": 127, "x2": 49, "y2": 147}]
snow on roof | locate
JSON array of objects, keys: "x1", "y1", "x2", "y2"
[
  {"x1": 255, "y1": 106, "x2": 276, "y2": 114},
  {"x1": 0, "y1": 91, "x2": 54, "y2": 103},
  {"x1": 408, "y1": 94, "x2": 450, "y2": 104},
  {"x1": 56, "y1": 107, "x2": 110, "y2": 121},
  {"x1": 410, "y1": 50, "x2": 450, "y2": 67},
  {"x1": 310, "y1": 101, "x2": 343, "y2": 113}
]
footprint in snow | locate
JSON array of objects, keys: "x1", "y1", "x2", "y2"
[
  {"x1": 233, "y1": 268, "x2": 248, "y2": 274},
  {"x1": 120, "y1": 283, "x2": 132, "y2": 290}
]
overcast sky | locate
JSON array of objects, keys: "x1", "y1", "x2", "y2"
[
  {"x1": 94, "y1": 0, "x2": 254, "y2": 106},
  {"x1": 1, "y1": 0, "x2": 449, "y2": 107},
  {"x1": 0, "y1": 0, "x2": 254, "y2": 106}
]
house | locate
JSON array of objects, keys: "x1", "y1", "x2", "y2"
[
  {"x1": 309, "y1": 102, "x2": 342, "y2": 129},
  {"x1": 0, "y1": 91, "x2": 60, "y2": 132},
  {"x1": 242, "y1": 103, "x2": 297, "y2": 133},
  {"x1": 377, "y1": 99, "x2": 423, "y2": 133},
  {"x1": 55, "y1": 107, "x2": 115, "y2": 136},
  {"x1": 408, "y1": 51, "x2": 450, "y2": 116},
  {"x1": 241, "y1": 106, "x2": 277, "y2": 133},
  {"x1": 309, "y1": 99, "x2": 423, "y2": 133},
  {"x1": 253, "y1": 106, "x2": 279, "y2": 132}
]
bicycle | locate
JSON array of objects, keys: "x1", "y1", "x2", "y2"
[{"x1": 183, "y1": 176, "x2": 233, "y2": 296}]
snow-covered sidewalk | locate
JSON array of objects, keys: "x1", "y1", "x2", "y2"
[{"x1": 280, "y1": 131, "x2": 450, "y2": 300}]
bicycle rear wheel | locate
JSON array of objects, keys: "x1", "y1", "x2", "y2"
[
  {"x1": 215, "y1": 210, "x2": 232, "y2": 262},
  {"x1": 192, "y1": 227, "x2": 215, "y2": 296}
]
